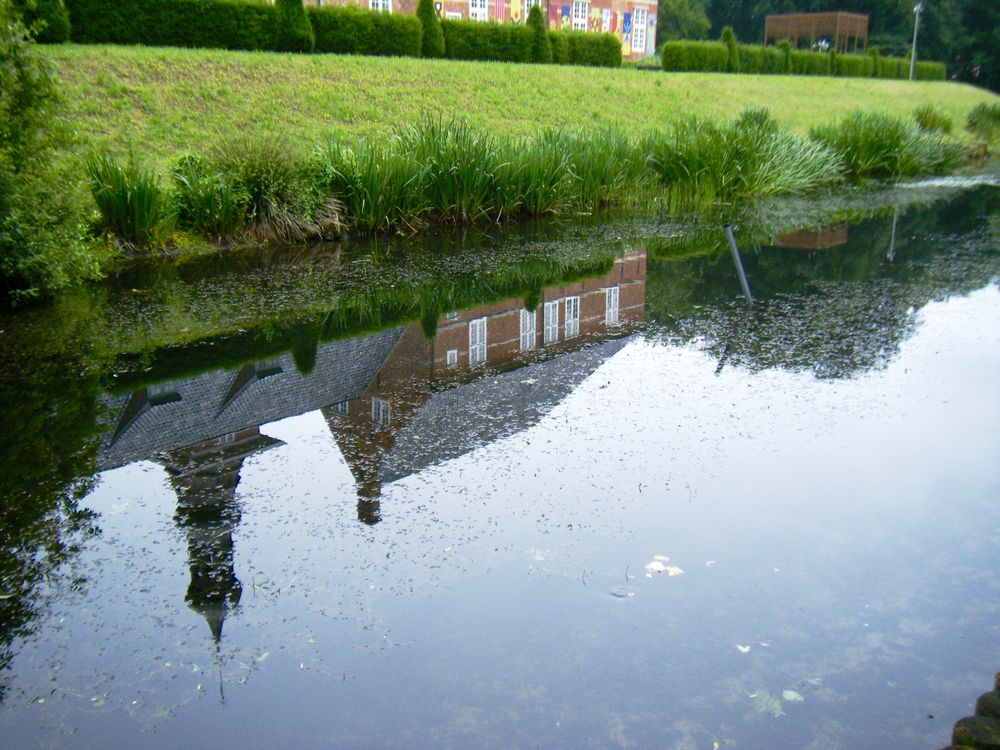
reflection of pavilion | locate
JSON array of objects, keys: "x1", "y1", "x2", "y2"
[
  {"x1": 158, "y1": 429, "x2": 282, "y2": 643},
  {"x1": 324, "y1": 251, "x2": 646, "y2": 521},
  {"x1": 774, "y1": 223, "x2": 849, "y2": 250}
]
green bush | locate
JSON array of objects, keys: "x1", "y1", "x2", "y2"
[
  {"x1": 12, "y1": 0, "x2": 71, "y2": 43},
  {"x1": 913, "y1": 104, "x2": 952, "y2": 134},
  {"x1": 527, "y1": 3, "x2": 551, "y2": 64},
  {"x1": 274, "y1": 0, "x2": 314, "y2": 53},
  {"x1": 171, "y1": 154, "x2": 247, "y2": 241},
  {"x1": 966, "y1": 102, "x2": 1000, "y2": 143},
  {"x1": 738, "y1": 44, "x2": 782, "y2": 74},
  {"x1": 416, "y1": 0, "x2": 444, "y2": 59},
  {"x1": 789, "y1": 49, "x2": 829, "y2": 76},
  {"x1": 810, "y1": 110, "x2": 963, "y2": 179},
  {"x1": 549, "y1": 28, "x2": 569, "y2": 64},
  {"x1": 720, "y1": 26, "x2": 739, "y2": 72},
  {"x1": 370, "y1": 9, "x2": 421, "y2": 57},
  {"x1": 834, "y1": 53, "x2": 874, "y2": 78},
  {"x1": 661, "y1": 41, "x2": 729, "y2": 72},
  {"x1": 442, "y1": 19, "x2": 531, "y2": 62},
  {"x1": 65, "y1": 0, "x2": 276, "y2": 50},
  {"x1": 778, "y1": 39, "x2": 791, "y2": 73},
  {"x1": 914, "y1": 60, "x2": 946, "y2": 81},
  {"x1": 562, "y1": 29, "x2": 620, "y2": 67}
]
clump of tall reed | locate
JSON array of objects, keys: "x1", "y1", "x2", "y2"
[
  {"x1": 171, "y1": 154, "x2": 247, "y2": 242},
  {"x1": 84, "y1": 153, "x2": 172, "y2": 250},
  {"x1": 546, "y1": 128, "x2": 648, "y2": 209},
  {"x1": 965, "y1": 102, "x2": 1000, "y2": 149},
  {"x1": 912, "y1": 104, "x2": 953, "y2": 135},
  {"x1": 647, "y1": 108, "x2": 841, "y2": 205},
  {"x1": 810, "y1": 111, "x2": 963, "y2": 179},
  {"x1": 213, "y1": 134, "x2": 343, "y2": 242}
]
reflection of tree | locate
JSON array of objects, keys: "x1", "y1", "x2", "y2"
[
  {"x1": 0, "y1": 373, "x2": 102, "y2": 704},
  {"x1": 645, "y1": 186, "x2": 999, "y2": 378}
]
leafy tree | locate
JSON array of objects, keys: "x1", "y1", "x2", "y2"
[
  {"x1": 655, "y1": 0, "x2": 710, "y2": 48},
  {"x1": 527, "y1": 3, "x2": 552, "y2": 63},
  {"x1": 274, "y1": 0, "x2": 314, "y2": 53},
  {"x1": 0, "y1": 3, "x2": 102, "y2": 303},
  {"x1": 417, "y1": 0, "x2": 444, "y2": 58},
  {"x1": 11, "y1": 0, "x2": 70, "y2": 43}
]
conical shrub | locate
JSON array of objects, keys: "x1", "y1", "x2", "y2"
[
  {"x1": 275, "y1": 0, "x2": 315, "y2": 53},
  {"x1": 417, "y1": 0, "x2": 445, "y2": 58},
  {"x1": 527, "y1": 4, "x2": 552, "y2": 63}
]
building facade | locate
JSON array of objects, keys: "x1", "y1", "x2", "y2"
[{"x1": 298, "y1": 0, "x2": 657, "y2": 58}]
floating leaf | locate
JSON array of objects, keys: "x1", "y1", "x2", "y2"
[
  {"x1": 666, "y1": 566, "x2": 684, "y2": 576},
  {"x1": 748, "y1": 690, "x2": 784, "y2": 717},
  {"x1": 782, "y1": 689, "x2": 804, "y2": 703}
]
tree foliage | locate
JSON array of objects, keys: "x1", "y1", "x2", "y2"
[
  {"x1": 655, "y1": 0, "x2": 710, "y2": 48},
  {"x1": 416, "y1": 0, "x2": 444, "y2": 58},
  {"x1": 0, "y1": 3, "x2": 102, "y2": 303}
]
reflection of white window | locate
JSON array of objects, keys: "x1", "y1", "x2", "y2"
[
  {"x1": 371, "y1": 397, "x2": 391, "y2": 426},
  {"x1": 469, "y1": 0, "x2": 488, "y2": 21},
  {"x1": 632, "y1": 7, "x2": 647, "y2": 52},
  {"x1": 571, "y1": 0, "x2": 588, "y2": 30},
  {"x1": 601, "y1": 8, "x2": 611, "y2": 31},
  {"x1": 331, "y1": 401, "x2": 349, "y2": 415},
  {"x1": 445, "y1": 311, "x2": 459, "y2": 320},
  {"x1": 564, "y1": 296, "x2": 580, "y2": 338},
  {"x1": 543, "y1": 300, "x2": 559, "y2": 344},
  {"x1": 446, "y1": 348, "x2": 458, "y2": 367},
  {"x1": 445, "y1": 10, "x2": 462, "y2": 19},
  {"x1": 605, "y1": 286, "x2": 620, "y2": 325},
  {"x1": 369, "y1": 0, "x2": 392, "y2": 11},
  {"x1": 520, "y1": 309, "x2": 536, "y2": 351},
  {"x1": 469, "y1": 317, "x2": 487, "y2": 365}
]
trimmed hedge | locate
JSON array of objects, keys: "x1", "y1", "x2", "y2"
[
  {"x1": 309, "y1": 6, "x2": 421, "y2": 57},
  {"x1": 65, "y1": 0, "x2": 275, "y2": 50},
  {"x1": 549, "y1": 29, "x2": 621, "y2": 68},
  {"x1": 441, "y1": 19, "x2": 532, "y2": 63},
  {"x1": 663, "y1": 39, "x2": 946, "y2": 80}
]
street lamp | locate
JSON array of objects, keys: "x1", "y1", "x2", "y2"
[{"x1": 909, "y1": 1, "x2": 923, "y2": 81}]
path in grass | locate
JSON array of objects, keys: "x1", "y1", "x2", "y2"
[{"x1": 47, "y1": 45, "x2": 999, "y2": 167}]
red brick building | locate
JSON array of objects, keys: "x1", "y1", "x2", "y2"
[{"x1": 297, "y1": 0, "x2": 657, "y2": 57}]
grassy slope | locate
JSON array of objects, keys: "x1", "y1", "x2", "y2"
[{"x1": 47, "y1": 44, "x2": 999, "y2": 166}]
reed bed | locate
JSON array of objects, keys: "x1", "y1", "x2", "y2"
[{"x1": 86, "y1": 110, "x2": 974, "y2": 250}]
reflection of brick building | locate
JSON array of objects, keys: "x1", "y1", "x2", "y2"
[
  {"x1": 774, "y1": 223, "x2": 849, "y2": 250},
  {"x1": 324, "y1": 250, "x2": 645, "y2": 519},
  {"x1": 293, "y1": 0, "x2": 656, "y2": 57}
]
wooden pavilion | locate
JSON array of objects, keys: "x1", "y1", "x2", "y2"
[{"x1": 764, "y1": 11, "x2": 868, "y2": 53}]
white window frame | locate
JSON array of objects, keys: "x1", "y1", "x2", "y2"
[
  {"x1": 543, "y1": 300, "x2": 559, "y2": 345},
  {"x1": 600, "y1": 7, "x2": 611, "y2": 32},
  {"x1": 445, "y1": 10, "x2": 462, "y2": 19},
  {"x1": 469, "y1": 0, "x2": 488, "y2": 22},
  {"x1": 571, "y1": 0, "x2": 588, "y2": 31},
  {"x1": 524, "y1": 0, "x2": 540, "y2": 21},
  {"x1": 331, "y1": 401, "x2": 349, "y2": 415},
  {"x1": 369, "y1": 0, "x2": 392, "y2": 11},
  {"x1": 605, "y1": 286, "x2": 620, "y2": 326},
  {"x1": 371, "y1": 397, "x2": 391, "y2": 426},
  {"x1": 446, "y1": 348, "x2": 459, "y2": 367},
  {"x1": 469, "y1": 317, "x2": 487, "y2": 365},
  {"x1": 520, "y1": 309, "x2": 536, "y2": 351},
  {"x1": 631, "y1": 7, "x2": 648, "y2": 53},
  {"x1": 564, "y1": 296, "x2": 580, "y2": 339}
]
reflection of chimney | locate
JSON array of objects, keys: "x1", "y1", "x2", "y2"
[{"x1": 158, "y1": 428, "x2": 282, "y2": 643}]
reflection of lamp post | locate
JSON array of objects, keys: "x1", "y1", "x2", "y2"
[{"x1": 909, "y1": 1, "x2": 923, "y2": 81}]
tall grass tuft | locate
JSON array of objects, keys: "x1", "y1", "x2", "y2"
[
  {"x1": 647, "y1": 108, "x2": 840, "y2": 205},
  {"x1": 399, "y1": 117, "x2": 504, "y2": 223},
  {"x1": 171, "y1": 154, "x2": 246, "y2": 241},
  {"x1": 496, "y1": 136, "x2": 572, "y2": 218},
  {"x1": 550, "y1": 128, "x2": 646, "y2": 209},
  {"x1": 84, "y1": 153, "x2": 172, "y2": 249},
  {"x1": 214, "y1": 134, "x2": 342, "y2": 242},
  {"x1": 913, "y1": 104, "x2": 953, "y2": 134},
  {"x1": 966, "y1": 102, "x2": 1000, "y2": 151},
  {"x1": 810, "y1": 111, "x2": 963, "y2": 179}
]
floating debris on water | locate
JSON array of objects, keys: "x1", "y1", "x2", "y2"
[
  {"x1": 781, "y1": 689, "x2": 805, "y2": 703},
  {"x1": 608, "y1": 586, "x2": 637, "y2": 599},
  {"x1": 748, "y1": 690, "x2": 784, "y2": 717},
  {"x1": 736, "y1": 644, "x2": 751, "y2": 653}
]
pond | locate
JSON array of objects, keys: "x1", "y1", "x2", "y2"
[{"x1": 0, "y1": 180, "x2": 998, "y2": 749}]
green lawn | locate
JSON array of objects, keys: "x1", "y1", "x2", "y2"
[{"x1": 46, "y1": 44, "x2": 998, "y2": 166}]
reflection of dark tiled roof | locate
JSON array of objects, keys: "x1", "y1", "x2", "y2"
[
  {"x1": 97, "y1": 328, "x2": 405, "y2": 470},
  {"x1": 379, "y1": 336, "x2": 632, "y2": 484}
]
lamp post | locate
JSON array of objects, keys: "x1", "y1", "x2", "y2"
[{"x1": 909, "y1": 1, "x2": 923, "y2": 80}]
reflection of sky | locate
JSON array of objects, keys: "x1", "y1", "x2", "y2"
[{"x1": 2, "y1": 289, "x2": 999, "y2": 750}]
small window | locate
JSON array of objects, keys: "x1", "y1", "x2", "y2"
[
  {"x1": 605, "y1": 286, "x2": 620, "y2": 326},
  {"x1": 520, "y1": 309, "x2": 536, "y2": 351},
  {"x1": 331, "y1": 401, "x2": 349, "y2": 415},
  {"x1": 445, "y1": 311, "x2": 459, "y2": 320},
  {"x1": 564, "y1": 296, "x2": 580, "y2": 339},
  {"x1": 601, "y1": 7, "x2": 611, "y2": 32},
  {"x1": 571, "y1": 0, "x2": 588, "y2": 31},
  {"x1": 469, "y1": 0, "x2": 488, "y2": 22},
  {"x1": 371, "y1": 397, "x2": 391, "y2": 426},
  {"x1": 469, "y1": 318, "x2": 487, "y2": 365},
  {"x1": 446, "y1": 349, "x2": 459, "y2": 367},
  {"x1": 524, "y1": 0, "x2": 540, "y2": 21},
  {"x1": 369, "y1": 0, "x2": 392, "y2": 12},
  {"x1": 543, "y1": 300, "x2": 559, "y2": 345}
]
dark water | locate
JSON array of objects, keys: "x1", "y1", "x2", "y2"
[{"x1": 1, "y1": 180, "x2": 998, "y2": 749}]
